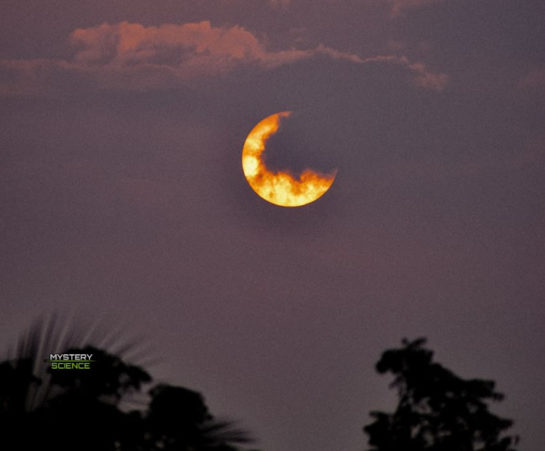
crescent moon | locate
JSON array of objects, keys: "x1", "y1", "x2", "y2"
[{"x1": 241, "y1": 111, "x2": 337, "y2": 207}]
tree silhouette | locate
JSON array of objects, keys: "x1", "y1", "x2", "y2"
[
  {"x1": 363, "y1": 338, "x2": 519, "y2": 451},
  {"x1": 145, "y1": 384, "x2": 253, "y2": 451},
  {"x1": 0, "y1": 314, "x2": 258, "y2": 451}
]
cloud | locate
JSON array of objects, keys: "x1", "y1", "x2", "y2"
[
  {"x1": 0, "y1": 21, "x2": 447, "y2": 93},
  {"x1": 68, "y1": 21, "x2": 390, "y2": 73},
  {"x1": 70, "y1": 21, "x2": 301, "y2": 71},
  {"x1": 407, "y1": 61, "x2": 448, "y2": 91}
]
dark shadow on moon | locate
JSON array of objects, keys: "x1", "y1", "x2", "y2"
[{"x1": 262, "y1": 111, "x2": 340, "y2": 177}]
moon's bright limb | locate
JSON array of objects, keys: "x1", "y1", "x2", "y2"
[{"x1": 241, "y1": 111, "x2": 337, "y2": 207}]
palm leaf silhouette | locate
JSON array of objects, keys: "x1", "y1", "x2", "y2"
[{"x1": 1, "y1": 311, "x2": 259, "y2": 451}]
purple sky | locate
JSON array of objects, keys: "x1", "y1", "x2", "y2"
[{"x1": 1, "y1": 1, "x2": 544, "y2": 450}]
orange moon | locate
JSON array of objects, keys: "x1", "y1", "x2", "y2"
[{"x1": 241, "y1": 111, "x2": 337, "y2": 207}]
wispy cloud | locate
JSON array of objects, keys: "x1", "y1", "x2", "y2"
[{"x1": 0, "y1": 21, "x2": 447, "y2": 93}]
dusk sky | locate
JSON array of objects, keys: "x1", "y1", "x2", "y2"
[{"x1": 1, "y1": 1, "x2": 544, "y2": 450}]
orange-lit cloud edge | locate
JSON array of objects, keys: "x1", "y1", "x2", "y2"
[
  {"x1": 0, "y1": 21, "x2": 448, "y2": 95},
  {"x1": 242, "y1": 111, "x2": 337, "y2": 207}
]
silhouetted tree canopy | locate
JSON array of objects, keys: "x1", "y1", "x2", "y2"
[
  {"x1": 363, "y1": 338, "x2": 519, "y2": 451},
  {"x1": 0, "y1": 315, "x2": 258, "y2": 451}
]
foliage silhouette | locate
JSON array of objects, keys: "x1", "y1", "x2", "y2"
[
  {"x1": 363, "y1": 338, "x2": 519, "y2": 451},
  {"x1": 0, "y1": 314, "x2": 258, "y2": 451}
]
